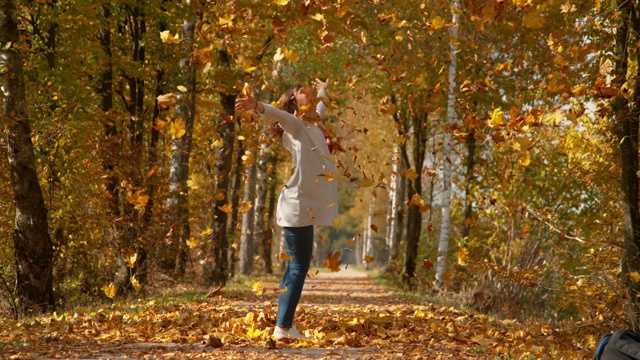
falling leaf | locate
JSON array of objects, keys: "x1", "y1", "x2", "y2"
[
  {"x1": 177, "y1": 85, "x2": 188, "y2": 92},
  {"x1": 370, "y1": 224, "x2": 378, "y2": 234},
  {"x1": 252, "y1": 280, "x2": 264, "y2": 295},
  {"x1": 431, "y1": 16, "x2": 445, "y2": 30},
  {"x1": 404, "y1": 168, "x2": 419, "y2": 180},
  {"x1": 157, "y1": 93, "x2": 176, "y2": 109},
  {"x1": 169, "y1": 118, "x2": 187, "y2": 139},
  {"x1": 242, "y1": 82, "x2": 252, "y2": 97},
  {"x1": 275, "y1": 0, "x2": 290, "y2": 5},
  {"x1": 130, "y1": 276, "x2": 141, "y2": 292},
  {"x1": 488, "y1": 108, "x2": 504, "y2": 128},
  {"x1": 630, "y1": 272, "x2": 640, "y2": 283},
  {"x1": 323, "y1": 251, "x2": 342, "y2": 272},
  {"x1": 279, "y1": 251, "x2": 293, "y2": 261},
  {"x1": 411, "y1": 194, "x2": 424, "y2": 207},
  {"x1": 348, "y1": 236, "x2": 355, "y2": 244},
  {"x1": 160, "y1": 30, "x2": 180, "y2": 44},
  {"x1": 421, "y1": 259, "x2": 433, "y2": 270},
  {"x1": 218, "y1": 203, "x2": 233, "y2": 214},
  {"x1": 123, "y1": 250, "x2": 137, "y2": 268},
  {"x1": 238, "y1": 201, "x2": 252, "y2": 214},
  {"x1": 186, "y1": 237, "x2": 201, "y2": 248},
  {"x1": 276, "y1": 286, "x2": 288, "y2": 295},
  {"x1": 333, "y1": 219, "x2": 340, "y2": 227},
  {"x1": 457, "y1": 247, "x2": 469, "y2": 266},
  {"x1": 364, "y1": 255, "x2": 374, "y2": 264},
  {"x1": 102, "y1": 282, "x2": 116, "y2": 299}
]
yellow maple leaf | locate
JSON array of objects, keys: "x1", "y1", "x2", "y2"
[
  {"x1": 169, "y1": 118, "x2": 186, "y2": 139},
  {"x1": 323, "y1": 251, "x2": 342, "y2": 272},
  {"x1": 431, "y1": 16, "x2": 445, "y2": 30},
  {"x1": 457, "y1": 247, "x2": 469, "y2": 266},
  {"x1": 159, "y1": 30, "x2": 180, "y2": 44},
  {"x1": 246, "y1": 323, "x2": 263, "y2": 339},
  {"x1": 186, "y1": 237, "x2": 201, "y2": 249},
  {"x1": 252, "y1": 280, "x2": 264, "y2": 295},
  {"x1": 488, "y1": 108, "x2": 504, "y2": 128},
  {"x1": 102, "y1": 282, "x2": 117, "y2": 299}
]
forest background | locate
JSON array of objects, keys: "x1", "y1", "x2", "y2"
[{"x1": 1, "y1": 0, "x2": 638, "y2": 338}]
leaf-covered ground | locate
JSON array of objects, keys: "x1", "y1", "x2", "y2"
[{"x1": 1, "y1": 268, "x2": 598, "y2": 359}]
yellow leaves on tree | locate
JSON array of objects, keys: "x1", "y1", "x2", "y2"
[
  {"x1": 160, "y1": 30, "x2": 180, "y2": 44},
  {"x1": 323, "y1": 251, "x2": 342, "y2": 272}
]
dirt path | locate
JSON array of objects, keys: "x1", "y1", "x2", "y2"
[{"x1": 2, "y1": 266, "x2": 591, "y2": 359}]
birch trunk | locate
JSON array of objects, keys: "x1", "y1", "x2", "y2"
[
  {"x1": 364, "y1": 195, "x2": 375, "y2": 270},
  {"x1": 238, "y1": 154, "x2": 256, "y2": 275},
  {"x1": 435, "y1": 0, "x2": 460, "y2": 289},
  {"x1": 166, "y1": 6, "x2": 196, "y2": 277}
]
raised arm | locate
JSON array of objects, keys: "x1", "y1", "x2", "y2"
[
  {"x1": 314, "y1": 78, "x2": 329, "y2": 119},
  {"x1": 235, "y1": 94, "x2": 302, "y2": 137}
]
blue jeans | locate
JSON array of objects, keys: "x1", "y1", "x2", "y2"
[{"x1": 276, "y1": 225, "x2": 314, "y2": 328}]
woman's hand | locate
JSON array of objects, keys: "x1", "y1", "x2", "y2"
[
  {"x1": 235, "y1": 96, "x2": 258, "y2": 112},
  {"x1": 314, "y1": 78, "x2": 329, "y2": 91}
]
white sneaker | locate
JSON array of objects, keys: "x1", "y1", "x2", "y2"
[{"x1": 273, "y1": 325, "x2": 304, "y2": 340}]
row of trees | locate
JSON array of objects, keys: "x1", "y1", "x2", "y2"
[{"x1": 2, "y1": 0, "x2": 640, "y2": 328}]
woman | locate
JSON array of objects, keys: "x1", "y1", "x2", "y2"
[{"x1": 235, "y1": 78, "x2": 339, "y2": 340}]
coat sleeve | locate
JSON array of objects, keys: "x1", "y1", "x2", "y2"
[
  {"x1": 261, "y1": 103, "x2": 303, "y2": 137},
  {"x1": 316, "y1": 88, "x2": 327, "y2": 119}
]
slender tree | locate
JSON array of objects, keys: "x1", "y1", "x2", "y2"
[
  {"x1": 435, "y1": 0, "x2": 461, "y2": 289},
  {"x1": 165, "y1": 2, "x2": 196, "y2": 277},
  {"x1": 1, "y1": 0, "x2": 54, "y2": 315}
]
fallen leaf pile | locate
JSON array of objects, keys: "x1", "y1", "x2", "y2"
[{"x1": 0, "y1": 268, "x2": 600, "y2": 359}]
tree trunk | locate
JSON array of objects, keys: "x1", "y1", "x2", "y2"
[
  {"x1": 165, "y1": 8, "x2": 196, "y2": 277},
  {"x1": 238, "y1": 154, "x2": 256, "y2": 275},
  {"x1": 435, "y1": 0, "x2": 460, "y2": 289},
  {"x1": 262, "y1": 150, "x2": 278, "y2": 274},
  {"x1": 386, "y1": 116, "x2": 406, "y2": 273},
  {"x1": 364, "y1": 194, "x2": 375, "y2": 270},
  {"x1": 206, "y1": 46, "x2": 236, "y2": 284},
  {"x1": 461, "y1": 128, "x2": 476, "y2": 239},
  {"x1": 227, "y1": 134, "x2": 244, "y2": 278},
  {"x1": 1, "y1": 0, "x2": 55, "y2": 316},
  {"x1": 402, "y1": 111, "x2": 427, "y2": 287},
  {"x1": 614, "y1": 0, "x2": 640, "y2": 326}
]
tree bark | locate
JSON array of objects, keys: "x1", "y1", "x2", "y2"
[
  {"x1": 1, "y1": 0, "x2": 55, "y2": 316},
  {"x1": 206, "y1": 47, "x2": 236, "y2": 284},
  {"x1": 238, "y1": 154, "x2": 256, "y2": 275},
  {"x1": 614, "y1": 0, "x2": 640, "y2": 326},
  {"x1": 262, "y1": 150, "x2": 278, "y2": 274},
  {"x1": 461, "y1": 128, "x2": 476, "y2": 239},
  {"x1": 435, "y1": 0, "x2": 460, "y2": 289},
  {"x1": 165, "y1": 7, "x2": 196, "y2": 277},
  {"x1": 403, "y1": 111, "x2": 427, "y2": 287}
]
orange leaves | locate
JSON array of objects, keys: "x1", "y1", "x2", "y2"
[{"x1": 323, "y1": 251, "x2": 342, "y2": 272}]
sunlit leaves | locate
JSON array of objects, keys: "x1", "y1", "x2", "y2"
[
  {"x1": 488, "y1": 108, "x2": 504, "y2": 128},
  {"x1": 218, "y1": 203, "x2": 233, "y2": 214},
  {"x1": 457, "y1": 247, "x2": 469, "y2": 266},
  {"x1": 102, "y1": 282, "x2": 116, "y2": 299},
  {"x1": 169, "y1": 118, "x2": 186, "y2": 139},
  {"x1": 160, "y1": 30, "x2": 180, "y2": 44},
  {"x1": 130, "y1": 276, "x2": 141, "y2": 292},
  {"x1": 431, "y1": 16, "x2": 445, "y2": 30},
  {"x1": 252, "y1": 280, "x2": 264, "y2": 295},
  {"x1": 186, "y1": 237, "x2": 201, "y2": 249},
  {"x1": 323, "y1": 251, "x2": 342, "y2": 272}
]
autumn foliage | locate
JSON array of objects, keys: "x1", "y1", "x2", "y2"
[{"x1": 0, "y1": 0, "x2": 636, "y2": 357}]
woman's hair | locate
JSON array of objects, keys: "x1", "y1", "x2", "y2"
[
  {"x1": 277, "y1": 85, "x2": 303, "y2": 114},
  {"x1": 267, "y1": 85, "x2": 303, "y2": 138}
]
